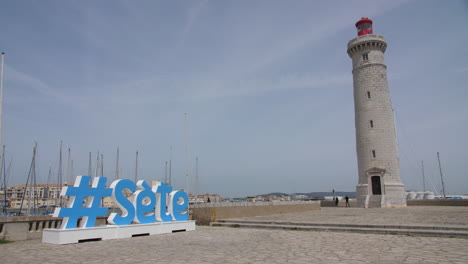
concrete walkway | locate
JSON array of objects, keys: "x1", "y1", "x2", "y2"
[{"x1": 1, "y1": 206, "x2": 467, "y2": 263}]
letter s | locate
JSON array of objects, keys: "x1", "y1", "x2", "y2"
[{"x1": 108, "y1": 179, "x2": 136, "y2": 225}]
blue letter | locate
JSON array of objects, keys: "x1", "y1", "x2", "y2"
[
  {"x1": 133, "y1": 180, "x2": 156, "y2": 224},
  {"x1": 55, "y1": 176, "x2": 111, "y2": 229},
  {"x1": 169, "y1": 190, "x2": 189, "y2": 221},
  {"x1": 108, "y1": 179, "x2": 136, "y2": 226},
  {"x1": 153, "y1": 182, "x2": 173, "y2": 222}
]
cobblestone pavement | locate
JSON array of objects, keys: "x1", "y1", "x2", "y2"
[
  {"x1": 1, "y1": 226, "x2": 467, "y2": 264},
  {"x1": 1, "y1": 207, "x2": 467, "y2": 264},
  {"x1": 233, "y1": 206, "x2": 468, "y2": 226}
]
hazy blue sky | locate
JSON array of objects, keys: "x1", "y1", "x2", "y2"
[{"x1": 1, "y1": 0, "x2": 467, "y2": 197}]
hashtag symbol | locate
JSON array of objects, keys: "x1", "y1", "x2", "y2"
[{"x1": 53, "y1": 176, "x2": 112, "y2": 229}]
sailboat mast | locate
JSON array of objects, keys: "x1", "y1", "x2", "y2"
[
  {"x1": 101, "y1": 153, "x2": 104, "y2": 177},
  {"x1": 0, "y1": 52, "x2": 5, "y2": 149},
  {"x1": 2, "y1": 145, "x2": 6, "y2": 214},
  {"x1": 134, "y1": 151, "x2": 138, "y2": 182},
  {"x1": 115, "y1": 147, "x2": 120, "y2": 180},
  {"x1": 184, "y1": 113, "x2": 189, "y2": 193},
  {"x1": 95, "y1": 151, "x2": 100, "y2": 178},
  {"x1": 88, "y1": 152, "x2": 92, "y2": 176},
  {"x1": 437, "y1": 152, "x2": 446, "y2": 198},
  {"x1": 32, "y1": 143, "x2": 38, "y2": 215},
  {"x1": 421, "y1": 160, "x2": 426, "y2": 192},
  {"x1": 169, "y1": 146, "x2": 172, "y2": 186},
  {"x1": 0, "y1": 52, "x2": 5, "y2": 197},
  {"x1": 65, "y1": 148, "x2": 71, "y2": 184},
  {"x1": 195, "y1": 157, "x2": 199, "y2": 196},
  {"x1": 164, "y1": 161, "x2": 168, "y2": 185},
  {"x1": 46, "y1": 166, "x2": 51, "y2": 210},
  {"x1": 24, "y1": 143, "x2": 37, "y2": 215},
  {"x1": 57, "y1": 141, "x2": 63, "y2": 207}
]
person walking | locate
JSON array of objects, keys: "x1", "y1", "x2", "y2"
[
  {"x1": 345, "y1": 195, "x2": 350, "y2": 207},
  {"x1": 335, "y1": 197, "x2": 339, "y2": 206}
]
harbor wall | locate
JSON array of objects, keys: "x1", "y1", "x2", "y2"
[
  {"x1": 190, "y1": 201, "x2": 321, "y2": 225},
  {"x1": 407, "y1": 199, "x2": 468, "y2": 206},
  {"x1": 321, "y1": 199, "x2": 468, "y2": 207},
  {"x1": 0, "y1": 215, "x2": 107, "y2": 241},
  {"x1": 320, "y1": 199, "x2": 357, "y2": 207}
]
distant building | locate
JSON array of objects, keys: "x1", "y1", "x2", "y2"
[
  {"x1": 6, "y1": 184, "x2": 67, "y2": 209},
  {"x1": 194, "y1": 193, "x2": 222, "y2": 203},
  {"x1": 255, "y1": 195, "x2": 291, "y2": 202}
]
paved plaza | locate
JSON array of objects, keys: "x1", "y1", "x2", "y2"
[
  {"x1": 1, "y1": 206, "x2": 468, "y2": 264},
  {"x1": 231, "y1": 206, "x2": 468, "y2": 226}
]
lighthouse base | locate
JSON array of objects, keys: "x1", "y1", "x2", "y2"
[{"x1": 356, "y1": 183, "x2": 407, "y2": 208}]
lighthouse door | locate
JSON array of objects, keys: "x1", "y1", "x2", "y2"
[{"x1": 371, "y1": 176, "x2": 382, "y2": 195}]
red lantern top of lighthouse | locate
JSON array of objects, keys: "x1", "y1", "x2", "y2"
[{"x1": 355, "y1": 17, "x2": 373, "y2": 36}]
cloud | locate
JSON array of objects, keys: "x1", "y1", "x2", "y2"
[
  {"x1": 180, "y1": 0, "x2": 209, "y2": 43},
  {"x1": 6, "y1": 66, "x2": 78, "y2": 104},
  {"x1": 175, "y1": 72, "x2": 352, "y2": 102}
]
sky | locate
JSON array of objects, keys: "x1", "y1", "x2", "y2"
[{"x1": 0, "y1": 0, "x2": 467, "y2": 198}]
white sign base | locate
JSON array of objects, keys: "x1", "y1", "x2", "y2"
[{"x1": 42, "y1": 221, "x2": 196, "y2": 244}]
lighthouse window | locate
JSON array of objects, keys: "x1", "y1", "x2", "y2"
[
  {"x1": 372, "y1": 150, "x2": 376, "y2": 158},
  {"x1": 367, "y1": 91, "x2": 371, "y2": 99},
  {"x1": 363, "y1": 53, "x2": 369, "y2": 61},
  {"x1": 370, "y1": 120, "x2": 374, "y2": 128},
  {"x1": 358, "y1": 23, "x2": 372, "y2": 31}
]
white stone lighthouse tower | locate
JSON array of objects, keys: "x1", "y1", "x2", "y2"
[{"x1": 347, "y1": 17, "x2": 406, "y2": 208}]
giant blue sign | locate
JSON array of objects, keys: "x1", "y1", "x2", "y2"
[{"x1": 53, "y1": 176, "x2": 189, "y2": 229}]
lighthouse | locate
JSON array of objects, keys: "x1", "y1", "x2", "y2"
[{"x1": 347, "y1": 18, "x2": 406, "y2": 208}]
